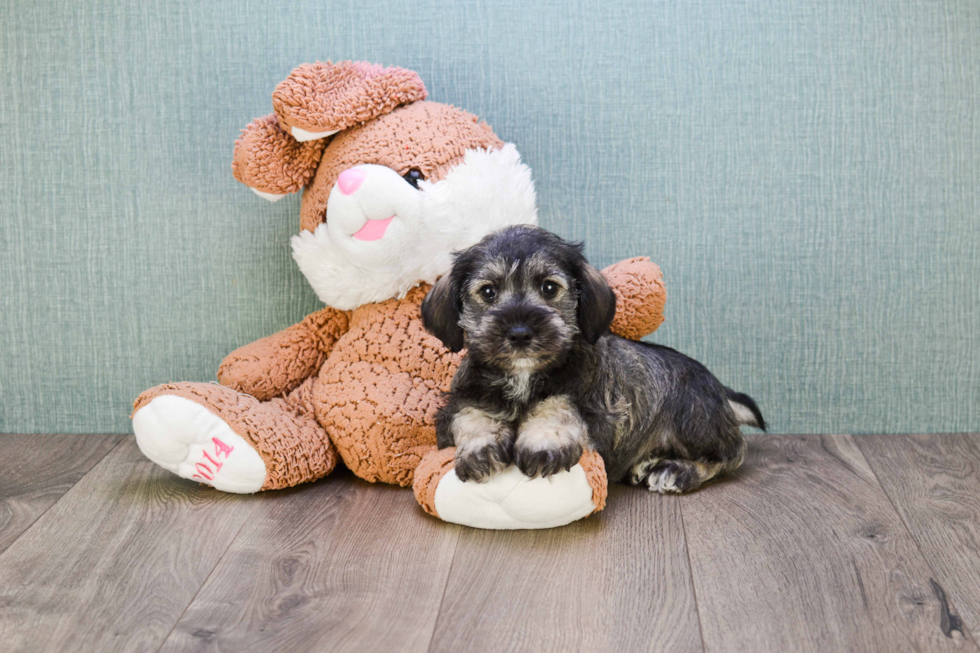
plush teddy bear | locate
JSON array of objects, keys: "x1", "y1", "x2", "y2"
[{"x1": 132, "y1": 61, "x2": 667, "y2": 529}]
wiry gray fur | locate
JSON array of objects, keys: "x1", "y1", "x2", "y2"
[{"x1": 422, "y1": 225, "x2": 765, "y2": 492}]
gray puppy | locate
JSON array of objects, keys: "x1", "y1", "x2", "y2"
[{"x1": 421, "y1": 225, "x2": 765, "y2": 493}]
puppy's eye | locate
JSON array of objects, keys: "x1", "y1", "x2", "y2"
[
  {"x1": 541, "y1": 280, "x2": 560, "y2": 298},
  {"x1": 403, "y1": 168, "x2": 425, "y2": 189},
  {"x1": 479, "y1": 285, "x2": 497, "y2": 302}
]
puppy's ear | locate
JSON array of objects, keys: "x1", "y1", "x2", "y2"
[
  {"x1": 576, "y1": 262, "x2": 617, "y2": 344},
  {"x1": 422, "y1": 274, "x2": 465, "y2": 353}
]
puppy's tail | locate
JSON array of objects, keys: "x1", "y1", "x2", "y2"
[{"x1": 725, "y1": 388, "x2": 766, "y2": 431}]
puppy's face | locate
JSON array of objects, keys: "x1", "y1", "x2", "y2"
[
  {"x1": 459, "y1": 250, "x2": 578, "y2": 371},
  {"x1": 422, "y1": 226, "x2": 617, "y2": 372}
]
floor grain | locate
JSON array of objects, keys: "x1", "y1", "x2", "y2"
[
  {"x1": 158, "y1": 469, "x2": 461, "y2": 653},
  {"x1": 0, "y1": 433, "x2": 124, "y2": 553},
  {"x1": 680, "y1": 434, "x2": 976, "y2": 652},
  {"x1": 858, "y1": 434, "x2": 980, "y2": 636},
  {"x1": 0, "y1": 437, "x2": 260, "y2": 653},
  {"x1": 3, "y1": 433, "x2": 980, "y2": 652},
  {"x1": 428, "y1": 484, "x2": 703, "y2": 653}
]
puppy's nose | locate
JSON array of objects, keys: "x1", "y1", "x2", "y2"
[
  {"x1": 337, "y1": 168, "x2": 366, "y2": 195},
  {"x1": 506, "y1": 325, "x2": 534, "y2": 348}
]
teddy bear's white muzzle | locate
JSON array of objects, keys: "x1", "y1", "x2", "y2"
[{"x1": 326, "y1": 164, "x2": 422, "y2": 243}]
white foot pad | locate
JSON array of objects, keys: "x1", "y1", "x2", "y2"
[
  {"x1": 433, "y1": 463, "x2": 596, "y2": 530},
  {"x1": 648, "y1": 470, "x2": 681, "y2": 494},
  {"x1": 133, "y1": 395, "x2": 267, "y2": 493}
]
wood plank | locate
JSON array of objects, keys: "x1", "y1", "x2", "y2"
[
  {"x1": 681, "y1": 434, "x2": 976, "y2": 652},
  {"x1": 0, "y1": 437, "x2": 260, "y2": 653},
  {"x1": 429, "y1": 484, "x2": 703, "y2": 653},
  {"x1": 158, "y1": 469, "x2": 461, "y2": 653},
  {"x1": 0, "y1": 433, "x2": 125, "y2": 553},
  {"x1": 857, "y1": 434, "x2": 980, "y2": 636}
]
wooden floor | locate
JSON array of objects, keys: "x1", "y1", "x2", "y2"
[{"x1": 1, "y1": 434, "x2": 979, "y2": 652}]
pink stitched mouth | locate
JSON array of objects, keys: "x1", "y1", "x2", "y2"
[{"x1": 352, "y1": 216, "x2": 394, "y2": 241}]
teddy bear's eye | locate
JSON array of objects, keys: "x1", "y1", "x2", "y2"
[{"x1": 403, "y1": 168, "x2": 425, "y2": 189}]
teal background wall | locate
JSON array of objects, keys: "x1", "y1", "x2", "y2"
[{"x1": 1, "y1": 0, "x2": 978, "y2": 434}]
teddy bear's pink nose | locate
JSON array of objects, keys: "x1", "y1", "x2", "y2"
[{"x1": 337, "y1": 168, "x2": 366, "y2": 195}]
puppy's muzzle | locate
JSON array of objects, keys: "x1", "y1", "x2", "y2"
[
  {"x1": 505, "y1": 324, "x2": 534, "y2": 349},
  {"x1": 489, "y1": 302, "x2": 560, "y2": 358}
]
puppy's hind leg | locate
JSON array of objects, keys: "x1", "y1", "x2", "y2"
[
  {"x1": 630, "y1": 396, "x2": 750, "y2": 494},
  {"x1": 629, "y1": 452, "x2": 743, "y2": 495}
]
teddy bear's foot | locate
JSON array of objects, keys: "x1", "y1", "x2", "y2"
[
  {"x1": 413, "y1": 448, "x2": 607, "y2": 530},
  {"x1": 132, "y1": 382, "x2": 339, "y2": 493},
  {"x1": 133, "y1": 394, "x2": 267, "y2": 493}
]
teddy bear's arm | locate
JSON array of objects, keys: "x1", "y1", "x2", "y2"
[
  {"x1": 413, "y1": 448, "x2": 607, "y2": 529},
  {"x1": 217, "y1": 307, "x2": 350, "y2": 401},
  {"x1": 602, "y1": 257, "x2": 667, "y2": 341}
]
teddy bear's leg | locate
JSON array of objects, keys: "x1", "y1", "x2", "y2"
[
  {"x1": 132, "y1": 380, "x2": 337, "y2": 493},
  {"x1": 315, "y1": 367, "x2": 447, "y2": 487},
  {"x1": 412, "y1": 449, "x2": 608, "y2": 530}
]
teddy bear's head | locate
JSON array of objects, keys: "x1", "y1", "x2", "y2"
[{"x1": 232, "y1": 61, "x2": 538, "y2": 310}]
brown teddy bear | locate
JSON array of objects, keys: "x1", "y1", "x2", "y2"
[{"x1": 132, "y1": 61, "x2": 667, "y2": 529}]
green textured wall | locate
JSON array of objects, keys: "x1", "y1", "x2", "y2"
[{"x1": 1, "y1": 0, "x2": 978, "y2": 434}]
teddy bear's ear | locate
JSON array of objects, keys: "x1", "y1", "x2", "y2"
[
  {"x1": 232, "y1": 113, "x2": 327, "y2": 201},
  {"x1": 272, "y1": 61, "x2": 427, "y2": 142}
]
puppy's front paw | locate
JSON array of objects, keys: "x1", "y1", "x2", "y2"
[
  {"x1": 514, "y1": 395, "x2": 587, "y2": 479},
  {"x1": 454, "y1": 439, "x2": 513, "y2": 483},
  {"x1": 514, "y1": 441, "x2": 583, "y2": 479}
]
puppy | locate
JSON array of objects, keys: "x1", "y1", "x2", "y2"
[{"x1": 421, "y1": 225, "x2": 765, "y2": 494}]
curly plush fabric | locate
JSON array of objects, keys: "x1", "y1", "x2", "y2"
[
  {"x1": 133, "y1": 382, "x2": 337, "y2": 491},
  {"x1": 412, "y1": 447, "x2": 456, "y2": 517},
  {"x1": 313, "y1": 284, "x2": 461, "y2": 486},
  {"x1": 273, "y1": 61, "x2": 427, "y2": 135},
  {"x1": 603, "y1": 257, "x2": 667, "y2": 340},
  {"x1": 231, "y1": 114, "x2": 327, "y2": 195},
  {"x1": 578, "y1": 450, "x2": 608, "y2": 512},
  {"x1": 218, "y1": 306, "x2": 350, "y2": 401}
]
